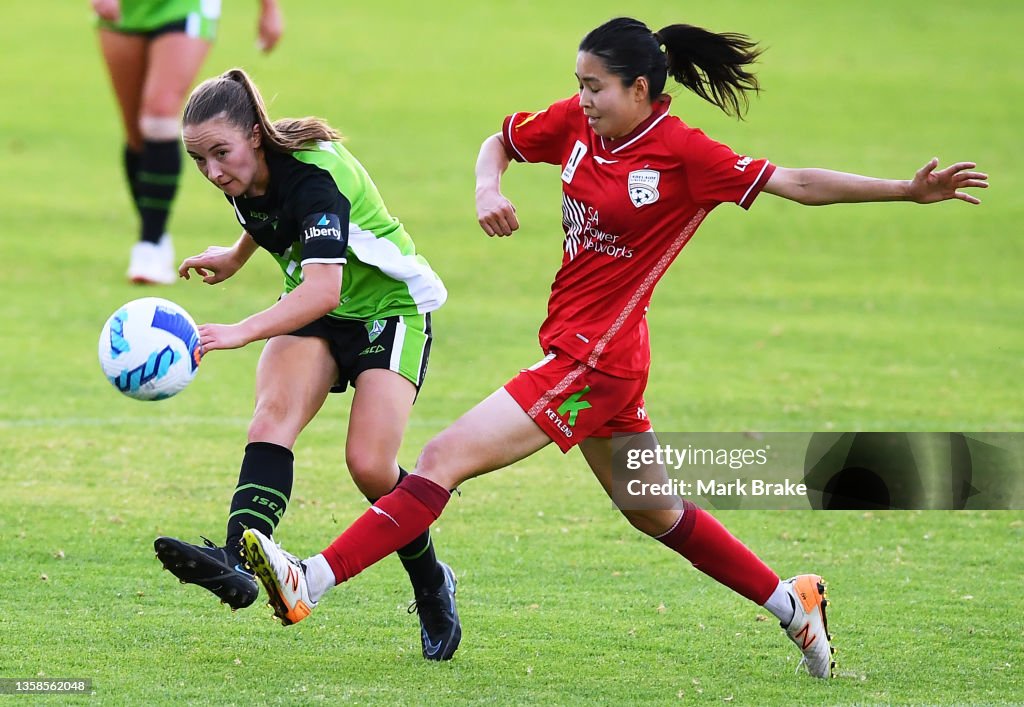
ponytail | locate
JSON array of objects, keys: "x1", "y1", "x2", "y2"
[
  {"x1": 183, "y1": 68, "x2": 341, "y2": 152},
  {"x1": 579, "y1": 17, "x2": 763, "y2": 119},
  {"x1": 656, "y1": 24, "x2": 762, "y2": 118}
]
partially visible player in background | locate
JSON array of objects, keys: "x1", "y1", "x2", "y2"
[
  {"x1": 91, "y1": 0, "x2": 283, "y2": 284},
  {"x1": 154, "y1": 68, "x2": 461, "y2": 661},
  {"x1": 240, "y1": 17, "x2": 987, "y2": 678}
]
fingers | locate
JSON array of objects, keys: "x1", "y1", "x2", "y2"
[
  {"x1": 479, "y1": 216, "x2": 516, "y2": 237},
  {"x1": 178, "y1": 257, "x2": 201, "y2": 277},
  {"x1": 179, "y1": 254, "x2": 218, "y2": 281},
  {"x1": 949, "y1": 165, "x2": 988, "y2": 201},
  {"x1": 258, "y1": 30, "x2": 281, "y2": 53},
  {"x1": 957, "y1": 179, "x2": 989, "y2": 190},
  {"x1": 478, "y1": 207, "x2": 520, "y2": 237},
  {"x1": 197, "y1": 325, "x2": 221, "y2": 353},
  {"x1": 916, "y1": 157, "x2": 939, "y2": 178},
  {"x1": 942, "y1": 161, "x2": 977, "y2": 174}
]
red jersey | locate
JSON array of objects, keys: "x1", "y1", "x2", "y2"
[{"x1": 501, "y1": 95, "x2": 775, "y2": 378}]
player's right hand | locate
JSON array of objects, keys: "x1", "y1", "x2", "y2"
[
  {"x1": 91, "y1": 0, "x2": 120, "y2": 22},
  {"x1": 179, "y1": 246, "x2": 243, "y2": 284},
  {"x1": 477, "y1": 190, "x2": 519, "y2": 237},
  {"x1": 256, "y1": 0, "x2": 284, "y2": 53}
]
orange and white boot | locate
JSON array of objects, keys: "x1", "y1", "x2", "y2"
[
  {"x1": 781, "y1": 574, "x2": 835, "y2": 678},
  {"x1": 242, "y1": 528, "x2": 316, "y2": 626}
]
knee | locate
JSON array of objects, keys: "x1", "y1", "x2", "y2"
[
  {"x1": 345, "y1": 446, "x2": 398, "y2": 498},
  {"x1": 138, "y1": 114, "x2": 182, "y2": 141},
  {"x1": 139, "y1": 86, "x2": 184, "y2": 123},
  {"x1": 414, "y1": 437, "x2": 457, "y2": 488}
]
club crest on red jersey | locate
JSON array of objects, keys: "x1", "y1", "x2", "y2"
[{"x1": 628, "y1": 169, "x2": 660, "y2": 207}]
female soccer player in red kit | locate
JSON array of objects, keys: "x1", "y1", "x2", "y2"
[{"x1": 242, "y1": 17, "x2": 988, "y2": 677}]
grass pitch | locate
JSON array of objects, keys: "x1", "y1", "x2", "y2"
[{"x1": 1, "y1": 1, "x2": 1021, "y2": 704}]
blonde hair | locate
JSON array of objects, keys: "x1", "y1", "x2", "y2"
[{"x1": 183, "y1": 68, "x2": 341, "y2": 151}]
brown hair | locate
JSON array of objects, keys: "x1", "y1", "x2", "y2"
[
  {"x1": 579, "y1": 17, "x2": 763, "y2": 119},
  {"x1": 183, "y1": 68, "x2": 341, "y2": 151}
]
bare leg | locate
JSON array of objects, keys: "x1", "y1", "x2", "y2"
[
  {"x1": 97, "y1": 28, "x2": 147, "y2": 150},
  {"x1": 346, "y1": 369, "x2": 416, "y2": 499},
  {"x1": 139, "y1": 32, "x2": 211, "y2": 136},
  {"x1": 578, "y1": 433, "x2": 683, "y2": 536},
  {"x1": 415, "y1": 387, "x2": 552, "y2": 489},
  {"x1": 248, "y1": 336, "x2": 338, "y2": 447}
]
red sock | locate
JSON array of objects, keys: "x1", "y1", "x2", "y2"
[
  {"x1": 321, "y1": 475, "x2": 451, "y2": 584},
  {"x1": 657, "y1": 501, "x2": 779, "y2": 604}
]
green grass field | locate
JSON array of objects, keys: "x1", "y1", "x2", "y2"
[{"x1": 1, "y1": 1, "x2": 1022, "y2": 704}]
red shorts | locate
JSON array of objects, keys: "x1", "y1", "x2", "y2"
[{"x1": 504, "y1": 350, "x2": 652, "y2": 453}]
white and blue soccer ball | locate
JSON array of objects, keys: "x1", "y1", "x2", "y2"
[{"x1": 98, "y1": 297, "x2": 201, "y2": 400}]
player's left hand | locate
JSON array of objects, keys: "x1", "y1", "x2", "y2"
[
  {"x1": 256, "y1": 0, "x2": 284, "y2": 53},
  {"x1": 908, "y1": 158, "x2": 988, "y2": 205},
  {"x1": 197, "y1": 323, "x2": 253, "y2": 353}
]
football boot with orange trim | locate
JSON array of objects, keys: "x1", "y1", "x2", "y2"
[
  {"x1": 242, "y1": 528, "x2": 316, "y2": 625},
  {"x1": 782, "y1": 574, "x2": 835, "y2": 678}
]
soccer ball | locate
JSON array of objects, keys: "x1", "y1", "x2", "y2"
[{"x1": 98, "y1": 297, "x2": 202, "y2": 400}]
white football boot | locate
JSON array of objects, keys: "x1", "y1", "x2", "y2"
[
  {"x1": 781, "y1": 574, "x2": 835, "y2": 678},
  {"x1": 127, "y1": 234, "x2": 176, "y2": 285},
  {"x1": 242, "y1": 528, "x2": 317, "y2": 625}
]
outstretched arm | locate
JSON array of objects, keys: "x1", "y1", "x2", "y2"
[
  {"x1": 763, "y1": 158, "x2": 988, "y2": 206},
  {"x1": 198, "y1": 263, "x2": 342, "y2": 352},
  {"x1": 475, "y1": 133, "x2": 520, "y2": 236}
]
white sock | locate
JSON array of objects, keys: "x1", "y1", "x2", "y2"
[
  {"x1": 303, "y1": 553, "x2": 336, "y2": 603},
  {"x1": 763, "y1": 580, "x2": 795, "y2": 625}
]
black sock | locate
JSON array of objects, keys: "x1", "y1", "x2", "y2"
[
  {"x1": 123, "y1": 145, "x2": 142, "y2": 216},
  {"x1": 225, "y1": 442, "x2": 294, "y2": 562},
  {"x1": 370, "y1": 467, "x2": 444, "y2": 593},
  {"x1": 137, "y1": 139, "x2": 181, "y2": 244}
]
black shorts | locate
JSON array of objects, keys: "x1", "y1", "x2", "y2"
[
  {"x1": 122, "y1": 18, "x2": 189, "y2": 39},
  {"x1": 288, "y1": 313, "x2": 432, "y2": 395}
]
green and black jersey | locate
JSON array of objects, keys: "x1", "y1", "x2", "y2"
[
  {"x1": 97, "y1": 0, "x2": 220, "y2": 40},
  {"x1": 228, "y1": 141, "x2": 447, "y2": 321}
]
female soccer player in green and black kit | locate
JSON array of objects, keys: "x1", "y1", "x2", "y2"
[
  {"x1": 92, "y1": 0, "x2": 282, "y2": 284},
  {"x1": 153, "y1": 68, "x2": 461, "y2": 661}
]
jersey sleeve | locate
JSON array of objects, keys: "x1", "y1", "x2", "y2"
[
  {"x1": 288, "y1": 174, "x2": 351, "y2": 266},
  {"x1": 501, "y1": 96, "x2": 578, "y2": 165},
  {"x1": 681, "y1": 129, "x2": 776, "y2": 210}
]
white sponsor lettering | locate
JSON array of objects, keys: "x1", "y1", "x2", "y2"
[
  {"x1": 544, "y1": 408, "x2": 573, "y2": 438},
  {"x1": 305, "y1": 225, "x2": 342, "y2": 240},
  {"x1": 562, "y1": 195, "x2": 634, "y2": 260}
]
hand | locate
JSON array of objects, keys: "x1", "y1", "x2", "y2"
[
  {"x1": 477, "y1": 189, "x2": 519, "y2": 237},
  {"x1": 91, "y1": 0, "x2": 120, "y2": 22},
  {"x1": 908, "y1": 158, "x2": 989, "y2": 205},
  {"x1": 179, "y1": 245, "x2": 244, "y2": 284},
  {"x1": 256, "y1": 0, "x2": 284, "y2": 53},
  {"x1": 197, "y1": 323, "x2": 254, "y2": 353}
]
